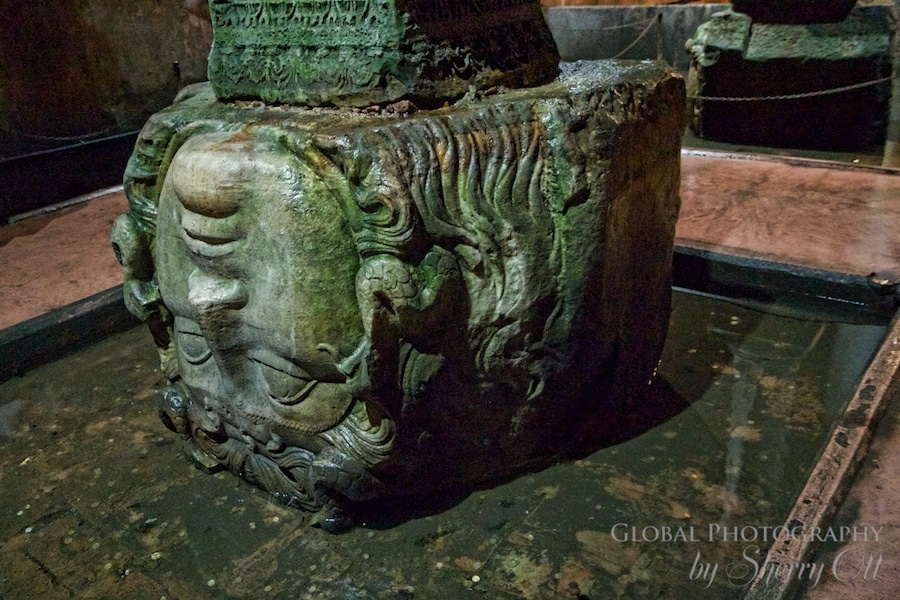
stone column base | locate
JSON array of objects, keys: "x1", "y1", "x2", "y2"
[
  {"x1": 687, "y1": 8, "x2": 892, "y2": 151},
  {"x1": 113, "y1": 60, "x2": 685, "y2": 530}
]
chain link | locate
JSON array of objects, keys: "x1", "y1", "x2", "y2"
[
  {"x1": 613, "y1": 14, "x2": 662, "y2": 60},
  {"x1": 689, "y1": 74, "x2": 897, "y2": 102},
  {"x1": 3, "y1": 74, "x2": 181, "y2": 144},
  {"x1": 600, "y1": 16, "x2": 658, "y2": 32},
  {"x1": 16, "y1": 124, "x2": 127, "y2": 143}
]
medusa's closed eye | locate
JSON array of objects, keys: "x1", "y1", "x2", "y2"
[
  {"x1": 175, "y1": 318, "x2": 213, "y2": 365},
  {"x1": 250, "y1": 351, "x2": 318, "y2": 406}
]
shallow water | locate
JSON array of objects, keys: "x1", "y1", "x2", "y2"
[{"x1": 0, "y1": 289, "x2": 887, "y2": 599}]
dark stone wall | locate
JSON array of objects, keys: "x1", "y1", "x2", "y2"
[
  {"x1": 0, "y1": 0, "x2": 212, "y2": 151},
  {"x1": 0, "y1": 0, "x2": 212, "y2": 220}
]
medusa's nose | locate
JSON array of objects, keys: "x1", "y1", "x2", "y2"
[{"x1": 188, "y1": 268, "x2": 248, "y2": 314}]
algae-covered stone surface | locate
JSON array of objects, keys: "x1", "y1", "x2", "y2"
[
  {"x1": 112, "y1": 59, "x2": 685, "y2": 528},
  {"x1": 206, "y1": 0, "x2": 560, "y2": 106}
]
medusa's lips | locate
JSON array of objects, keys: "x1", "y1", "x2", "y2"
[{"x1": 247, "y1": 350, "x2": 355, "y2": 434}]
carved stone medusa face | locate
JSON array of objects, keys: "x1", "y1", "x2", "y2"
[
  {"x1": 154, "y1": 131, "x2": 366, "y2": 449},
  {"x1": 114, "y1": 61, "x2": 684, "y2": 531}
]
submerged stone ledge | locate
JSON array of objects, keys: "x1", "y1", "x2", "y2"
[{"x1": 113, "y1": 60, "x2": 685, "y2": 530}]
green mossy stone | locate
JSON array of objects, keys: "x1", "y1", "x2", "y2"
[
  {"x1": 207, "y1": 0, "x2": 561, "y2": 107},
  {"x1": 117, "y1": 61, "x2": 687, "y2": 519}
]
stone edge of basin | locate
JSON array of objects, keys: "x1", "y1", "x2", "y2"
[
  {"x1": 0, "y1": 286, "x2": 138, "y2": 384},
  {"x1": 743, "y1": 308, "x2": 900, "y2": 600}
]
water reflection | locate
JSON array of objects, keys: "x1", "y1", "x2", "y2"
[
  {"x1": 0, "y1": 399, "x2": 23, "y2": 436},
  {"x1": 0, "y1": 289, "x2": 888, "y2": 599}
]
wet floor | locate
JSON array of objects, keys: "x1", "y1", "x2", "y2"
[
  {"x1": 0, "y1": 289, "x2": 886, "y2": 600},
  {"x1": 677, "y1": 152, "x2": 900, "y2": 278}
]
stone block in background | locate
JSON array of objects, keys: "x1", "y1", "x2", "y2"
[
  {"x1": 207, "y1": 0, "x2": 560, "y2": 106},
  {"x1": 686, "y1": 7, "x2": 893, "y2": 151},
  {"x1": 114, "y1": 60, "x2": 685, "y2": 528},
  {"x1": 730, "y1": 0, "x2": 857, "y2": 24}
]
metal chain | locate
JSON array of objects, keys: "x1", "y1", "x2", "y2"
[
  {"x1": 600, "y1": 16, "x2": 658, "y2": 32},
  {"x1": 689, "y1": 74, "x2": 898, "y2": 102},
  {"x1": 16, "y1": 124, "x2": 126, "y2": 143},
  {"x1": 4, "y1": 73, "x2": 181, "y2": 143},
  {"x1": 613, "y1": 14, "x2": 662, "y2": 59}
]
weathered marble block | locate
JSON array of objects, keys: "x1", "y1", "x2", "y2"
[
  {"x1": 207, "y1": 0, "x2": 560, "y2": 106},
  {"x1": 113, "y1": 60, "x2": 685, "y2": 530},
  {"x1": 686, "y1": 8, "x2": 892, "y2": 151}
]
